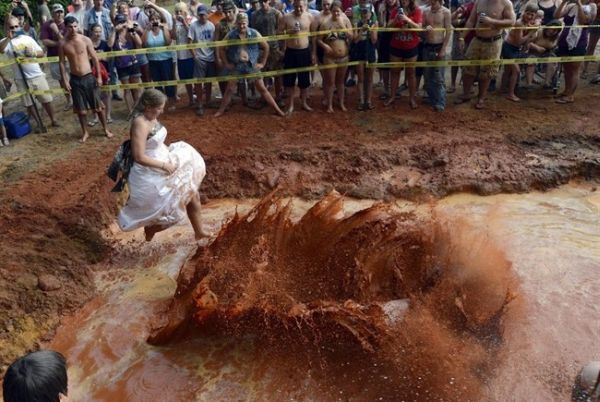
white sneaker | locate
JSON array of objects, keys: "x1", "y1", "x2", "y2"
[{"x1": 2, "y1": 137, "x2": 9, "y2": 146}]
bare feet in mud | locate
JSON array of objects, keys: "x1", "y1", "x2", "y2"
[
  {"x1": 302, "y1": 103, "x2": 313, "y2": 112},
  {"x1": 105, "y1": 130, "x2": 114, "y2": 139},
  {"x1": 340, "y1": 103, "x2": 347, "y2": 112},
  {"x1": 326, "y1": 106, "x2": 334, "y2": 113},
  {"x1": 384, "y1": 97, "x2": 395, "y2": 107},
  {"x1": 474, "y1": 99, "x2": 486, "y2": 109},
  {"x1": 506, "y1": 95, "x2": 521, "y2": 102},
  {"x1": 79, "y1": 132, "x2": 90, "y2": 143},
  {"x1": 409, "y1": 98, "x2": 418, "y2": 109}
]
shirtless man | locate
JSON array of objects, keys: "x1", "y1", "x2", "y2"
[
  {"x1": 501, "y1": 3, "x2": 538, "y2": 102},
  {"x1": 59, "y1": 16, "x2": 113, "y2": 142},
  {"x1": 422, "y1": 0, "x2": 452, "y2": 111},
  {"x1": 455, "y1": 0, "x2": 516, "y2": 109},
  {"x1": 278, "y1": 0, "x2": 317, "y2": 114}
]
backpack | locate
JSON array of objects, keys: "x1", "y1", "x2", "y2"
[{"x1": 106, "y1": 140, "x2": 133, "y2": 192}]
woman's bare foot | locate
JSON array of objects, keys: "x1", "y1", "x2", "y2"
[
  {"x1": 409, "y1": 98, "x2": 418, "y2": 109},
  {"x1": 384, "y1": 97, "x2": 395, "y2": 107},
  {"x1": 79, "y1": 132, "x2": 90, "y2": 143},
  {"x1": 506, "y1": 94, "x2": 521, "y2": 102},
  {"x1": 474, "y1": 98, "x2": 486, "y2": 109},
  {"x1": 214, "y1": 109, "x2": 225, "y2": 117},
  {"x1": 195, "y1": 226, "x2": 214, "y2": 240},
  {"x1": 302, "y1": 102, "x2": 313, "y2": 112},
  {"x1": 339, "y1": 103, "x2": 347, "y2": 112},
  {"x1": 105, "y1": 130, "x2": 114, "y2": 139}
]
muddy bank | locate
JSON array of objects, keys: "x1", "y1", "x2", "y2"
[{"x1": 0, "y1": 144, "x2": 117, "y2": 370}]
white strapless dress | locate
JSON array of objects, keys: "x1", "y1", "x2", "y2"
[{"x1": 118, "y1": 125, "x2": 206, "y2": 232}]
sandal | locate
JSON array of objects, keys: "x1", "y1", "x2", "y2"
[
  {"x1": 555, "y1": 97, "x2": 574, "y2": 104},
  {"x1": 87, "y1": 118, "x2": 98, "y2": 127}
]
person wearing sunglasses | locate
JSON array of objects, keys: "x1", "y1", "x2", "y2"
[{"x1": 0, "y1": 15, "x2": 60, "y2": 130}]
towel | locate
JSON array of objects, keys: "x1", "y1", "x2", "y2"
[{"x1": 566, "y1": 4, "x2": 592, "y2": 50}]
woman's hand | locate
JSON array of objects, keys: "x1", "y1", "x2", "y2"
[{"x1": 162, "y1": 162, "x2": 176, "y2": 174}]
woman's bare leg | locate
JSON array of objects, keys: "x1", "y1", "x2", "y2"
[{"x1": 186, "y1": 195, "x2": 211, "y2": 239}]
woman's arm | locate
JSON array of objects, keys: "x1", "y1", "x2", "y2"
[
  {"x1": 130, "y1": 118, "x2": 175, "y2": 173},
  {"x1": 554, "y1": 0, "x2": 570, "y2": 19},
  {"x1": 162, "y1": 24, "x2": 172, "y2": 44}
]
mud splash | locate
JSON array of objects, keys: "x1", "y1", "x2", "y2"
[{"x1": 149, "y1": 191, "x2": 517, "y2": 401}]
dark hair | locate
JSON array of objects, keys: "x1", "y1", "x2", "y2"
[
  {"x1": 64, "y1": 15, "x2": 78, "y2": 25},
  {"x1": 90, "y1": 22, "x2": 102, "y2": 31},
  {"x1": 2, "y1": 350, "x2": 68, "y2": 402}
]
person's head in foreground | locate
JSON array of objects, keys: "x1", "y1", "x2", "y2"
[
  {"x1": 572, "y1": 361, "x2": 600, "y2": 402},
  {"x1": 3, "y1": 350, "x2": 68, "y2": 402}
]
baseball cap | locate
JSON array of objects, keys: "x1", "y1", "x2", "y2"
[
  {"x1": 51, "y1": 3, "x2": 65, "y2": 12},
  {"x1": 197, "y1": 4, "x2": 209, "y2": 14},
  {"x1": 222, "y1": 1, "x2": 235, "y2": 10}
]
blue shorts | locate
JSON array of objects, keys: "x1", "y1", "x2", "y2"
[{"x1": 177, "y1": 58, "x2": 194, "y2": 80}]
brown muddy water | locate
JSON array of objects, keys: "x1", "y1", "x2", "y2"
[{"x1": 48, "y1": 184, "x2": 600, "y2": 402}]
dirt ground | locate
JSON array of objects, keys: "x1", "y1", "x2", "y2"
[{"x1": 0, "y1": 80, "x2": 599, "y2": 374}]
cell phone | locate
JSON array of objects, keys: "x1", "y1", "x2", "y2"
[{"x1": 397, "y1": 6, "x2": 404, "y2": 15}]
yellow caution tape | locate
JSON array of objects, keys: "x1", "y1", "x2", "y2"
[{"x1": 10, "y1": 54, "x2": 598, "y2": 100}]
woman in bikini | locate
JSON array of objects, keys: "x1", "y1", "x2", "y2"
[
  {"x1": 553, "y1": 0, "x2": 597, "y2": 103},
  {"x1": 318, "y1": 0, "x2": 354, "y2": 113}
]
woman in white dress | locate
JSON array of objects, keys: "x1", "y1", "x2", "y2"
[{"x1": 118, "y1": 89, "x2": 210, "y2": 241}]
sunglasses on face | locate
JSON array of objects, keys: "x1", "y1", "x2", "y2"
[{"x1": 9, "y1": 25, "x2": 20, "y2": 29}]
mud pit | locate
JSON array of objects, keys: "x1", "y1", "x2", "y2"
[
  {"x1": 148, "y1": 192, "x2": 515, "y2": 401},
  {"x1": 0, "y1": 82, "x2": 599, "y2": 400}
]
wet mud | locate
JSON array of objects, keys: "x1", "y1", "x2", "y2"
[{"x1": 149, "y1": 191, "x2": 517, "y2": 401}]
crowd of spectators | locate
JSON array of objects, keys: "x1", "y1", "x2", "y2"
[{"x1": 0, "y1": 0, "x2": 598, "y2": 141}]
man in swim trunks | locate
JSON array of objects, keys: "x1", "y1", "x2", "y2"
[
  {"x1": 501, "y1": 3, "x2": 538, "y2": 102},
  {"x1": 278, "y1": 0, "x2": 317, "y2": 114},
  {"x1": 456, "y1": 0, "x2": 515, "y2": 109},
  {"x1": 59, "y1": 16, "x2": 114, "y2": 142},
  {"x1": 214, "y1": 13, "x2": 286, "y2": 117}
]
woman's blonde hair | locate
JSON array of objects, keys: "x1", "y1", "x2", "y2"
[
  {"x1": 128, "y1": 89, "x2": 167, "y2": 120},
  {"x1": 174, "y1": 2, "x2": 189, "y2": 13}
]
